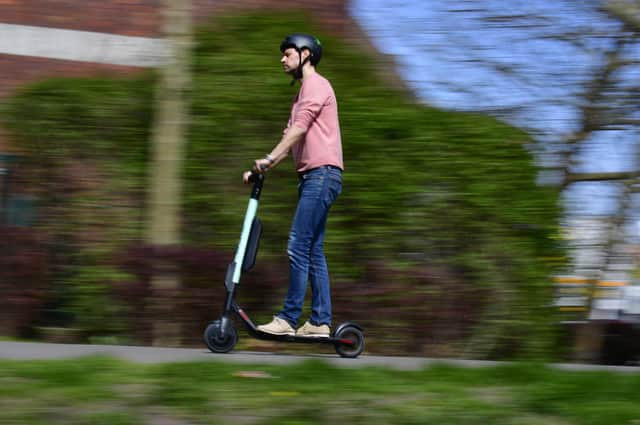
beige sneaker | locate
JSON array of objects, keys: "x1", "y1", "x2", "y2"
[
  {"x1": 296, "y1": 321, "x2": 330, "y2": 338},
  {"x1": 257, "y1": 316, "x2": 295, "y2": 336}
]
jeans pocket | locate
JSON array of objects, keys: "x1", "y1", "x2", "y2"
[
  {"x1": 300, "y1": 174, "x2": 325, "y2": 200},
  {"x1": 324, "y1": 176, "x2": 342, "y2": 205}
]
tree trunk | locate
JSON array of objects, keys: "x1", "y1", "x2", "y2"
[{"x1": 146, "y1": 0, "x2": 192, "y2": 346}]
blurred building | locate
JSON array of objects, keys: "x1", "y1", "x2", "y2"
[
  {"x1": 556, "y1": 215, "x2": 640, "y2": 323},
  {"x1": 1, "y1": 0, "x2": 388, "y2": 227},
  {"x1": 0, "y1": 0, "x2": 365, "y2": 154},
  {"x1": 554, "y1": 215, "x2": 640, "y2": 364}
]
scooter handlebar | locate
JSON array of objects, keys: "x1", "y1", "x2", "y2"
[
  {"x1": 248, "y1": 170, "x2": 265, "y2": 200},
  {"x1": 247, "y1": 171, "x2": 265, "y2": 183},
  {"x1": 248, "y1": 163, "x2": 268, "y2": 181},
  {"x1": 244, "y1": 162, "x2": 268, "y2": 184}
]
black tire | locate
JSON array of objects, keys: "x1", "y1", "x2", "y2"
[
  {"x1": 334, "y1": 325, "x2": 365, "y2": 358},
  {"x1": 203, "y1": 320, "x2": 238, "y2": 353}
]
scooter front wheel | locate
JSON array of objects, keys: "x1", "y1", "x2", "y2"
[
  {"x1": 204, "y1": 320, "x2": 238, "y2": 353},
  {"x1": 334, "y1": 325, "x2": 365, "y2": 358}
]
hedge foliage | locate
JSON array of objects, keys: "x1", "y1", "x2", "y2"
[{"x1": 0, "y1": 13, "x2": 563, "y2": 358}]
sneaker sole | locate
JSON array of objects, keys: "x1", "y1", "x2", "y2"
[
  {"x1": 295, "y1": 333, "x2": 330, "y2": 338},
  {"x1": 257, "y1": 328, "x2": 295, "y2": 336}
]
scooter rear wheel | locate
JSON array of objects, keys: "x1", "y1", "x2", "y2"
[
  {"x1": 204, "y1": 320, "x2": 238, "y2": 353},
  {"x1": 334, "y1": 325, "x2": 365, "y2": 358}
]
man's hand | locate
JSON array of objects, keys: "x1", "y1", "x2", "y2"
[
  {"x1": 243, "y1": 125, "x2": 304, "y2": 184},
  {"x1": 253, "y1": 158, "x2": 272, "y2": 173}
]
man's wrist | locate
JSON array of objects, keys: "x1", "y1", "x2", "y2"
[{"x1": 265, "y1": 154, "x2": 275, "y2": 164}]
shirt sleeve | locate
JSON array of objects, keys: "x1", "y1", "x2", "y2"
[
  {"x1": 283, "y1": 116, "x2": 292, "y2": 134},
  {"x1": 292, "y1": 78, "x2": 328, "y2": 131}
]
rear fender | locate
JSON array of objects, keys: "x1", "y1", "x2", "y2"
[{"x1": 334, "y1": 322, "x2": 363, "y2": 337}]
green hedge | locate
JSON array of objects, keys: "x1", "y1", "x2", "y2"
[{"x1": 0, "y1": 12, "x2": 563, "y2": 358}]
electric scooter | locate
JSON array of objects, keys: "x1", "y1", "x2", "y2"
[{"x1": 203, "y1": 171, "x2": 365, "y2": 358}]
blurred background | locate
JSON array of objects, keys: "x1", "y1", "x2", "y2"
[{"x1": 1, "y1": 0, "x2": 639, "y2": 365}]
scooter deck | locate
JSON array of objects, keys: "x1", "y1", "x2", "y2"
[
  {"x1": 247, "y1": 328, "x2": 354, "y2": 346},
  {"x1": 234, "y1": 306, "x2": 356, "y2": 346}
]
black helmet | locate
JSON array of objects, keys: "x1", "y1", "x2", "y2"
[{"x1": 280, "y1": 33, "x2": 322, "y2": 66}]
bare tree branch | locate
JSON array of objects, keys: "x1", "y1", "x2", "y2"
[
  {"x1": 602, "y1": 1, "x2": 640, "y2": 31},
  {"x1": 565, "y1": 171, "x2": 640, "y2": 186}
]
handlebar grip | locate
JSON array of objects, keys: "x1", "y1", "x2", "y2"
[
  {"x1": 248, "y1": 171, "x2": 265, "y2": 183},
  {"x1": 246, "y1": 162, "x2": 268, "y2": 184}
]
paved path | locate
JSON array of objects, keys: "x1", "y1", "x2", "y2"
[{"x1": 1, "y1": 341, "x2": 638, "y2": 372}]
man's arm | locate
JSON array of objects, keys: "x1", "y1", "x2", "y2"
[
  {"x1": 255, "y1": 125, "x2": 306, "y2": 171},
  {"x1": 243, "y1": 125, "x2": 306, "y2": 183}
]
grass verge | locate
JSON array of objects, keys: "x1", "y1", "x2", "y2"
[{"x1": 0, "y1": 356, "x2": 639, "y2": 424}]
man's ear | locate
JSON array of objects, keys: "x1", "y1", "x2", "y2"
[{"x1": 301, "y1": 48, "x2": 311, "y2": 61}]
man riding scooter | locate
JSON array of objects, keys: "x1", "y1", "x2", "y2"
[{"x1": 243, "y1": 33, "x2": 343, "y2": 338}]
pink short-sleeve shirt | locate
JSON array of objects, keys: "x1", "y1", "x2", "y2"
[{"x1": 285, "y1": 72, "x2": 343, "y2": 172}]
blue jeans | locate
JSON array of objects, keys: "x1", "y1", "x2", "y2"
[{"x1": 278, "y1": 166, "x2": 342, "y2": 327}]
